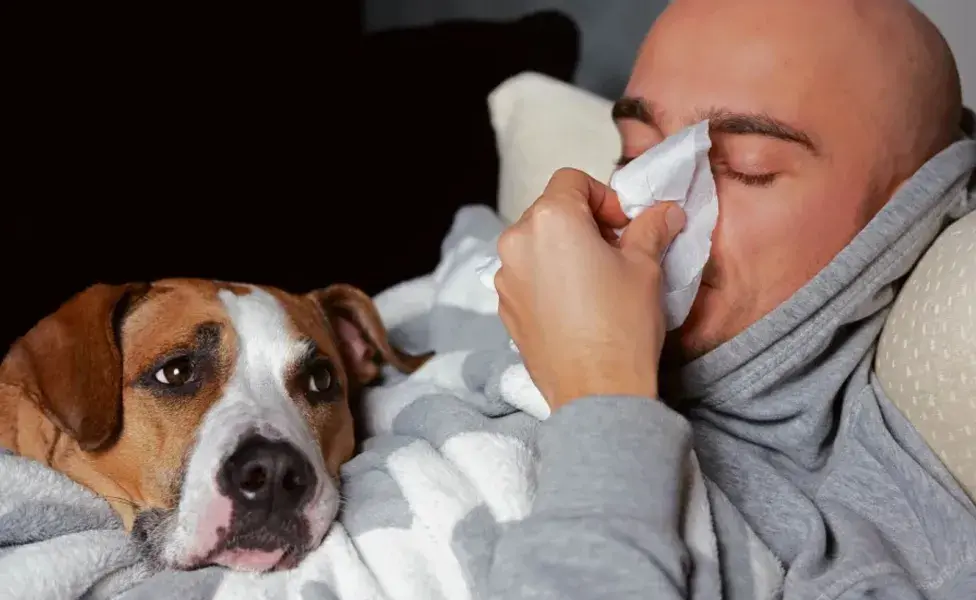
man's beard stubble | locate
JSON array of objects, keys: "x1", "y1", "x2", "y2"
[{"x1": 661, "y1": 328, "x2": 713, "y2": 370}]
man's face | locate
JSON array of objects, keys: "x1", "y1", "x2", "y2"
[{"x1": 615, "y1": 0, "x2": 902, "y2": 361}]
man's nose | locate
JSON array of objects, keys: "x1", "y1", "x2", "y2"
[{"x1": 219, "y1": 435, "x2": 317, "y2": 514}]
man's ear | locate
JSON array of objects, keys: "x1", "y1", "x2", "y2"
[
  {"x1": 308, "y1": 284, "x2": 430, "y2": 385},
  {"x1": 0, "y1": 283, "x2": 148, "y2": 451}
]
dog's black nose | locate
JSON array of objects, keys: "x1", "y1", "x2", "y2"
[{"x1": 219, "y1": 436, "x2": 316, "y2": 513}]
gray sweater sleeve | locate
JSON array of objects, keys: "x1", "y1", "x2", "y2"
[
  {"x1": 486, "y1": 395, "x2": 697, "y2": 599},
  {"x1": 832, "y1": 570, "x2": 975, "y2": 599}
]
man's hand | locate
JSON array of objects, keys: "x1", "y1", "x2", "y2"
[{"x1": 494, "y1": 168, "x2": 685, "y2": 411}]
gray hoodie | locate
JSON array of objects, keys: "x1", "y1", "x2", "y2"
[{"x1": 487, "y1": 137, "x2": 976, "y2": 600}]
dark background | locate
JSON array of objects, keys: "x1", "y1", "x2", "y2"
[
  {"x1": 2, "y1": 3, "x2": 588, "y2": 353},
  {"x1": 363, "y1": 0, "x2": 666, "y2": 98}
]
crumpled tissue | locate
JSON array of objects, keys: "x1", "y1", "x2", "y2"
[{"x1": 478, "y1": 119, "x2": 719, "y2": 332}]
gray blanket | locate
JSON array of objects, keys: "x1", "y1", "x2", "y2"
[{"x1": 0, "y1": 205, "x2": 781, "y2": 600}]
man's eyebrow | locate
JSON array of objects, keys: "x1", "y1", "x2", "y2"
[
  {"x1": 700, "y1": 108, "x2": 818, "y2": 154},
  {"x1": 612, "y1": 96, "x2": 655, "y2": 126},
  {"x1": 612, "y1": 97, "x2": 819, "y2": 154}
]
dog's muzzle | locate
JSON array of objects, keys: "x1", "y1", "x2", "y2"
[
  {"x1": 195, "y1": 435, "x2": 320, "y2": 571},
  {"x1": 219, "y1": 435, "x2": 317, "y2": 516}
]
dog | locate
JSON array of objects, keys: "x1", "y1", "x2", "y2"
[{"x1": 0, "y1": 279, "x2": 429, "y2": 572}]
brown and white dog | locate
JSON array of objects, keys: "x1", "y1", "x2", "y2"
[{"x1": 0, "y1": 279, "x2": 428, "y2": 572}]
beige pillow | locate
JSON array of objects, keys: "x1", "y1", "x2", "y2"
[
  {"x1": 876, "y1": 210, "x2": 976, "y2": 499},
  {"x1": 488, "y1": 72, "x2": 620, "y2": 224}
]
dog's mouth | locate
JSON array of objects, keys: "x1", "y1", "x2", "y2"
[
  {"x1": 203, "y1": 510, "x2": 311, "y2": 572},
  {"x1": 131, "y1": 507, "x2": 173, "y2": 569},
  {"x1": 132, "y1": 507, "x2": 313, "y2": 573}
]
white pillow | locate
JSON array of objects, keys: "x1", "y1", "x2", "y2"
[{"x1": 488, "y1": 72, "x2": 620, "y2": 224}]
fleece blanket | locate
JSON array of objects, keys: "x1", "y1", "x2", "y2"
[{"x1": 0, "y1": 205, "x2": 782, "y2": 600}]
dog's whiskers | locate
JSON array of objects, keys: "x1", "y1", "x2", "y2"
[{"x1": 100, "y1": 494, "x2": 141, "y2": 508}]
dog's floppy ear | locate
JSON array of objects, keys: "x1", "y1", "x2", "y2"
[
  {"x1": 308, "y1": 284, "x2": 430, "y2": 385},
  {"x1": 0, "y1": 283, "x2": 148, "y2": 451}
]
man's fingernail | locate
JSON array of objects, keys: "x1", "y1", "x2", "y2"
[{"x1": 665, "y1": 205, "x2": 686, "y2": 236}]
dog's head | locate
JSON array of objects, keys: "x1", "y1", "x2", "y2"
[{"x1": 0, "y1": 279, "x2": 426, "y2": 572}]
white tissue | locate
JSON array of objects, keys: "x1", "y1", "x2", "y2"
[
  {"x1": 477, "y1": 119, "x2": 718, "y2": 332},
  {"x1": 610, "y1": 119, "x2": 718, "y2": 329}
]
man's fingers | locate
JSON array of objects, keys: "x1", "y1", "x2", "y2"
[
  {"x1": 619, "y1": 202, "x2": 686, "y2": 261},
  {"x1": 494, "y1": 273, "x2": 523, "y2": 338},
  {"x1": 543, "y1": 168, "x2": 630, "y2": 230},
  {"x1": 598, "y1": 224, "x2": 622, "y2": 247},
  {"x1": 493, "y1": 265, "x2": 508, "y2": 300}
]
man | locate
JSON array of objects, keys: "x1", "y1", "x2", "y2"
[{"x1": 490, "y1": 0, "x2": 975, "y2": 598}]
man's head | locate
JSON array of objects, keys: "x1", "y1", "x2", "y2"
[
  {"x1": 0, "y1": 279, "x2": 427, "y2": 572},
  {"x1": 614, "y1": 0, "x2": 963, "y2": 361}
]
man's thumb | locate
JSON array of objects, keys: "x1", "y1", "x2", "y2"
[{"x1": 619, "y1": 202, "x2": 686, "y2": 260}]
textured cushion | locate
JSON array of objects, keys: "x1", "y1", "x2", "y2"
[
  {"x1": 488, "y1": 72, "x2": 976, "y2": 498},
  {"x1": 876, "y1": 210, "x2": 976, "y2": 499}
]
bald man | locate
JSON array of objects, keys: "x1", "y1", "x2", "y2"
[{"x1": 488, "y1": 0, "x2": 975, "y2": 598}]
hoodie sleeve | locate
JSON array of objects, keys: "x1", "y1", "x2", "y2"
[
  {"x1": 828, "y1": 563, "x2": 976, "y2": 599},
  {"x1": 485, "y1": 395, "x2": 700, "y2": 599}
]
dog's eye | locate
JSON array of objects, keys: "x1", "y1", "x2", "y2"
[
  {"x1": 304, "y1": 359, "x2": 335, "y2": 401},
  {"x1": 154, "y1": 356, "x2": 194, "y2": 386}
]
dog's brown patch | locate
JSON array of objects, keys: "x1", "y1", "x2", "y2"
[{"x1": 100, "y1": 283, "x2": 237, "y2": 515}]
